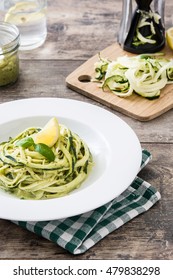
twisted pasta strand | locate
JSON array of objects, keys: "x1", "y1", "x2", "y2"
[{"x1": 0, "y1": 124, "x2": 93, "y2": 199}]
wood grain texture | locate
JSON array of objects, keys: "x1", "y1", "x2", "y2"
[
  {"x1": 18, "y1": 0, "x2": 173, "y2": 60},
  {"x1": 66, "y1": 43, "x2": 173, "y2": 121},
  {"x1": 0, "y1": 0, "x2": 173, "y2": 260},
  {"x1": 0, "y1": 60, "x2": 172, "y2": 142},
  {"x1": 0, "y1": 143, "x2": 172, "y2": 260}
]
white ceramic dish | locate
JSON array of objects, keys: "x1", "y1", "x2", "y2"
[{"x1": 0, "y1": 98, "x2": 142, "y2": 221}]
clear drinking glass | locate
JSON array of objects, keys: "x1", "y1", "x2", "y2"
[{"x1": 0, "y1": 0, "x2": 47, "y2": 51}]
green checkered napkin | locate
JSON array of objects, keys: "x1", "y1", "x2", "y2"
[{"x1": 13, "y1": 149, "x2": 161, "y2": 255}]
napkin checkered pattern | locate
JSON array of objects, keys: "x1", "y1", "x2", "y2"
[{"x1": 13, "y1": 149, "x2": 161, "y2": 254}]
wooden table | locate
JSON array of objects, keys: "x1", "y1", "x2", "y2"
[{"x1": 0, "y1": 0, "x2": 173, "y2": 260}]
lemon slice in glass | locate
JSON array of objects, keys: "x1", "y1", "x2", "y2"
[
  {"x1": 4, "y1": 1, "x2": 44, "y2": 25},
  {"x1": 166, "y1": 27, "x2": 173, "y2": 50},
  {"x1": 33, "y1": 117, "x2": 60, "y2": 147}
]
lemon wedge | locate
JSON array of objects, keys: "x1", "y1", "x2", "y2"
[
  {"x1": 33, "y1": 117, "x2": 60, "y2": 147},
  {"x1": 4, "y1": 1, "x2": 44, "y2": 25},
  {"x1": 166, "y1": 27, "x2": 173, "y2": 50}
]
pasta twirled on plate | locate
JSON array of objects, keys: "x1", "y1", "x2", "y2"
[{"x1": 0, "y1": 120, "x2": 93, "y2": 199}]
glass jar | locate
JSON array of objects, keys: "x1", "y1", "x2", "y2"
[{"x1": 0, "y1": 21, "x2": 20, "y2": 87}]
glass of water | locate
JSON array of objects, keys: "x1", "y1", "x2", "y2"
[{"x1": 0, "y1": 0, "x2": 47, "y2": 51}]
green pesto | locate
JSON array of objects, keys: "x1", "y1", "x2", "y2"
[{"x1": 0, "y1": 53, "x2": 19, "y2": 86}]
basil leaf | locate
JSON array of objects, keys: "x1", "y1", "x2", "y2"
[
  {"x1": 15, "y1": 137, "x2": 34, "y2": 148},
  {"x1": 15, "y1": 137, "x2": 55, "y2": 162},
  {"x1": 35, "y1": 143, "x2": 55, "y2": 162}
]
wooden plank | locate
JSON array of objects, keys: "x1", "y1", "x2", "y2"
[
  {"x1": 0, "y1": 59, "x2": 172, "y2": 142},
  {"x1": 0, "y1": 143, "x2": 172, "y2": 260},
  {"x1": 0, "y1": 0, "x2": 173, "y2": 260},
  {"x1": 18, "y1": 0, "x2": 173, "y2": 60},
  {"x1": 66, "y1": 43, "x2": 173, "y2": 121}
]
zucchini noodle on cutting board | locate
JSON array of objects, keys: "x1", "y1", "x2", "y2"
[{"x1": 0, "y1": 123, "x2": 93, "y2": 199}]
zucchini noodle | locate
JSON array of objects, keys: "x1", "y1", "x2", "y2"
[
  {"x1": 93, "y1": 53, "x2": 173, "y2": 99},
  {"x1": 0, "y1": 124, "x2": 93, "y2": 199},
  {"x1": 132, "y1": 11, "x2": 161, "y2": 46}
]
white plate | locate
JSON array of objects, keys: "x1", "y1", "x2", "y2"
[{"x1": 0, "y1": 98, "x2": 142, "y2": 221}]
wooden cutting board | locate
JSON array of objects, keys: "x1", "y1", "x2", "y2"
[{"x1": 66, "y1": 43, "x2": 173, "y2": 121}]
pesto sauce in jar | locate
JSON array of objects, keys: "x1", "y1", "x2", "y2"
[
  {"x1": 0, "y1": 22, "x2": 20, "y2": 87},
  {"x1": 0, "y1": 54, "x2": 19, "y2": 86}
]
